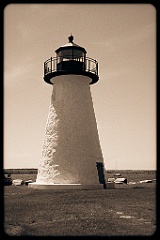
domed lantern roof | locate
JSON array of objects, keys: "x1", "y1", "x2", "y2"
[{"x1": 55, "y1": 35, "x2": 87, "y2": 59}]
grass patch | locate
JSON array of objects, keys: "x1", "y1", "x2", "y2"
[{"x1": 4, "y1": 183, "x2": 156, "y2": 236}]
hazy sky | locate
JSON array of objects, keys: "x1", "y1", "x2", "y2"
[{"x1": 4, "y1": 4, "x2": 156, "y2": 170}]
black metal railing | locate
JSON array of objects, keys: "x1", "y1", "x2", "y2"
[{"x1": 44, "y1": 56, "x2": 98, "y2": 77}]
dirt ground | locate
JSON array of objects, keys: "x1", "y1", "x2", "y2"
[{"x1": 4, "y1": 182, "x2": 156, "y2": 237}]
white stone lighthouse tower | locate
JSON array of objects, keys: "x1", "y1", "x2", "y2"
[{"x1": 29, "y1": 36, "x2": 106, "y2": 189}]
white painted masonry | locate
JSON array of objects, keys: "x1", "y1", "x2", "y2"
[{"x1": 35, "y1": 74, "x2": 104, "y2": 186}]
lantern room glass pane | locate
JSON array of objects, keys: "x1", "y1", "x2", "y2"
[{"x1": 57, "y1": 49, "x2": 85, "y2": 59}]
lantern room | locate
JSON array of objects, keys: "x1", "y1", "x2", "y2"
[
  {"x1": 44, "y1": 35, "x2": 99, "y2": 84},
  {"x1": 55, "y1": 35, "x2": 86, "y2": 72},
  {"x1": 56, "y1": 35, "x2": 86, "y2": 60}
]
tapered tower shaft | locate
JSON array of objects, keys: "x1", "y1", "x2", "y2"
[{"x1": 36, "y1": 75, "x2": 103, "y2": 185}]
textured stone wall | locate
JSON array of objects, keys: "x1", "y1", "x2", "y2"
[
  {"x1": 36, "y1": 98, "x2": 60, "y2": 184},
  {"x1": 36, "y1": 75, "x2": 104, "y2": 185}
]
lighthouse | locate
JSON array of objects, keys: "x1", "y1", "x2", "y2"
[{"x1": 29, "y1": 36, "x2": 106, "y2": 189}]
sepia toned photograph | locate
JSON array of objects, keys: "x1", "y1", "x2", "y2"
[{"x1": 4, "y1": 3, "x2": 156, "y2": 236}]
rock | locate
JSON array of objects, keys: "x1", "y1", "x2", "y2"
[{"x1": 12, "y1": 179, "x2": 24, "y2": 186}]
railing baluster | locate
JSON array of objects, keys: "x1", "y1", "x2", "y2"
[{"x1": 51, "y1": 57, "x2": 52, "y2": 73}]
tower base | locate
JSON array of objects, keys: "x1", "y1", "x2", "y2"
[{"x1": 28, "y1": 182, "x2": 104, "y2": 190}]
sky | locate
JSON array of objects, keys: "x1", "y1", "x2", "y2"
[{"x1": 4, "y1": 3, "x2": 156, "y2": 170}]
